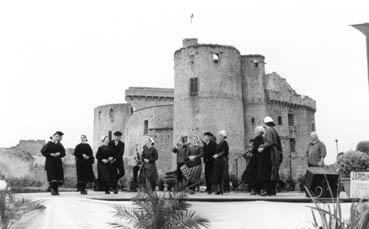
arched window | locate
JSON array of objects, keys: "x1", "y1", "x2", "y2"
[{"x1": 109, "y1": 108, "x2": 114, "y2": 122}]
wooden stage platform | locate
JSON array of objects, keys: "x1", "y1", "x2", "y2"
[{"x1": 17, "y1": 190, "x2": 355, "y2": 203}]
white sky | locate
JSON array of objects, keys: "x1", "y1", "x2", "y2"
[{"x1": 0, "y1": 0, "x2": 368, "y2": 164}]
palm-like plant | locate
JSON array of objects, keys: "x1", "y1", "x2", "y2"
[
  {"x1": 0, "y1": 186, "x2": 45, "y2": 229},
  {"x1": 111, "y1": 189, "x2": 210, "y2": 229},
  {"x1": 306, "y1": 180, "x2": 369, "y2": 229}
]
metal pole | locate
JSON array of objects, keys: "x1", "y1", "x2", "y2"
[
  {"x1": 335, "y1": 139, "x2": 339, "y2": 154},
  {"x1": 235, "y1": 158, "x2": 238, "y2": 179}
]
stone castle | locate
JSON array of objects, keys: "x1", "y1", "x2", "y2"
[{"x1": 93, "y1": 38, "x2": 316, "y2": 181}]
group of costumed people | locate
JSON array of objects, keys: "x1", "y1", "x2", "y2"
[
  {"x1": 242, "y1": 116, "x2": 283, "y2": 196},
  {"x1": 41, "y1": 131, "x2": 126, "y2": 195},
  {"x1": 40, "y1": 115, "x2": 283, "y2": 196},
  {"x1": 172, "y1": 130, "x2": 229, "y2": 195},
  {"x1": 41, "y1": 130, "x2": 160, "y2": 195}
]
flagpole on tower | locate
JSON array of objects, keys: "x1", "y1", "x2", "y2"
[{"x1": 190, "y1": 13, "x2": 194, "y2": 38}]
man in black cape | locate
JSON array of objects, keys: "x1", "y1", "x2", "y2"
[
  {"x1": 108, "y1": 131, "x2": 125, "y2": 194},
  {"x1": 203, "y1": 132, "x2": 217, "y2": 194},
  {"x1": 41, "y1": 131, "x2": 66, "y2": 195}
]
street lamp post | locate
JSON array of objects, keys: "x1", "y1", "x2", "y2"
[{"x1": 335, "y1": 139, "x2": 339, "y2": 154}]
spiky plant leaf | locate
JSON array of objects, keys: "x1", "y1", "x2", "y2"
[{"x1": 111, "y1": 189, "x2": 209, "y2": 229}]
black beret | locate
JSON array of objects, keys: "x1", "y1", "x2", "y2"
[
  {"x1": 113, "y1": 131, "x2": 123, "y2": 136},
  {"x1": 54, "y1": 131, "x2": 64, "y2": 136},
  {"x1": 203, "y1": 132, "x2": 214, "y2": 137}
]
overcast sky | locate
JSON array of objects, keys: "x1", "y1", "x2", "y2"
[{"x1": 0, "y1": 0, "x2": 368, "y2": 163}]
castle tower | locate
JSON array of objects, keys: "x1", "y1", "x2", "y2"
[
  {"x1": 241, "y1": 55, "x2": 268, "y2": 139},
  {"x1": 93, "y1": 103, "x2": 133, "y2": 151},
  {"x1": 173, "y1": 39, "x2": 245, "y2": 172},
  {"x1": 352, "y1": 23, "x2": 369, "y2": 94}
]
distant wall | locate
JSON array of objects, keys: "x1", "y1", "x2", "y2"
[{"x1": 11, "y1": 140, "x2": 46, "y2": 156}]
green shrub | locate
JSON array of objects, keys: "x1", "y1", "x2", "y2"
[
  {"x1": 337, "y1": 151, "x2": 369, "y2": 178},
  {"x1": 356, "y1": 141, "x2": 369, "y2": 154},
  {"x1": 7, "y1": 176, "x2": 43, "y2": 188}
]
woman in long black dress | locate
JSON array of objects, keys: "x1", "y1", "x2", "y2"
[
  {"x1": 139, "y1": 137, "x2": 158, "y2": 191},
  {"x1": 41, "y1": 131, "x2": 66, "y2": 196},
  {"x1": 244, "y1": 126, "x2": 264, "y2": 195},
  {"x1": 96, "y1": 136, "x2": 116, "y2": 194},
  {"x1": 74, "y1": 135, "x2": 95, "y2": 195},
  {"x1": 212, "y1": 130, "x2": 229, "y2": 195}
]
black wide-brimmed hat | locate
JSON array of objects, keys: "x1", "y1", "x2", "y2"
[
  {"x1": 203, "y1": 132, "x2": 215, "y2": 137},
  {"x1": 113, "y1": 131, "x2": 123, "y2": 136},
  {"x1": 54, "y1": 131, "x2": 64, "y2": 136}
]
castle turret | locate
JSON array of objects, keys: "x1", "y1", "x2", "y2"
[
  {"x1": 174, "y1": 39, "x2": 245, "y2": 172},
  {"x1": 182, "y1": 38, "x2": 198, "y2": 48}
]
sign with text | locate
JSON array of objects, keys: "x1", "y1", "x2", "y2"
[{"x1": 350, "y1": 172, "x2": 369, "y2": 198}]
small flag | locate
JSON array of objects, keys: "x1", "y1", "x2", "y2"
[{"x1": 190, "y1": 13, "x2": 194, "y2": 23}]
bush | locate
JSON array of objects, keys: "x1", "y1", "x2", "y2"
[
  {"x1": 7, "y1": 176, "x2": 43, "y2": 188},
  {"x1": 337, "y1": 151, "x2": 369, "y2": 178},
  {"x1": 356, "y1": 141, "x2": 369, "y2": 154}
]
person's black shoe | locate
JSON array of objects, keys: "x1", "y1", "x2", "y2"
[
  {"x1": 51, "y1": 190, "x2": 58, "y2": 196},
  {"x1": 105, "y1": 191, "x2": 110, "y2": 194},
  {"x1": 81, "y1": 190, "x2": 88, "y2": 195},
  {"x1": 114, "y1": 190, "x2": 119, "y2": 194},
  {"x1": 215, "y1": 191, "x2": 223, "y2": 195}
]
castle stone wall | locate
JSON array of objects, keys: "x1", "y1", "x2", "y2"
[
  {"x1": 125, "y1": 104, "x2": 174, "y2": 176},
  {"x1": 93, "y1": 103, "x2": 133, "y2": 151},
  {"x1": 125, "y1": 87, "x2": 174, "y2": 110}
]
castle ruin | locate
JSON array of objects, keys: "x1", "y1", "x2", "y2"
[{"x1": 93, "y1": 38, "x2": 316, "y2": 181}]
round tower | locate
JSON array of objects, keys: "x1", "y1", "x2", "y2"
[
  {"x1": 93, "y1": 103, "x2": 133, "y2": 151},
  {"x1": 173, "y1": 39, "x2": 245, "y2": 168}
]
